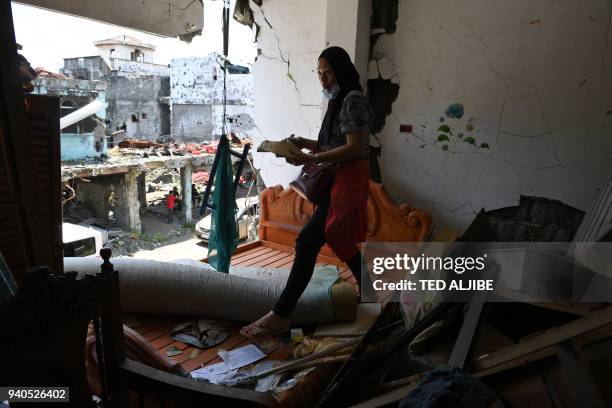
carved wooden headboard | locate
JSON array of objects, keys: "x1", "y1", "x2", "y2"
[{"x1": 258, "y1": 181, "x2": 433, "y2": 258}]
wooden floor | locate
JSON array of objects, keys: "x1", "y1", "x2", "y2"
[
  {"x1": 124, "y1": 241, "x2": 358, "y2": 374},
  {"x1": 126, "y1": 314, "x2": 293, "y2": 373}
]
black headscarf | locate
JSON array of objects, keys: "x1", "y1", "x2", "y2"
[{"x1": 317, "y1": 46, "x2": 363, "y2": 147}]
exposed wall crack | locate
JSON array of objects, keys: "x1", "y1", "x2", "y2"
[
  {"x1": 256, "y1": 52, "x2": 279, "y2": 61},
  {"x1": 494, "y1": 80, "x2": 513, "y2": 146},
  {"x1": 436, "y1": 201, "x2": 474, "y2": 215},
  {"x1": 531, "y1": 151, "x2": 612, "y2": 171},
  {"x1": 251, "y1": 1, "x2": 316, "y2": 136},
  {"x1": 460, "y1": 16, "x2": 489, "y2": 51}
]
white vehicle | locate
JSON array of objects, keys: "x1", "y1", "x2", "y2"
[
  {"x1": 195, "y1": 197, "x2": 259, "y2": 242},
  {"x1": 62, "y1": 222, "x2": 106, "y2": 257}
]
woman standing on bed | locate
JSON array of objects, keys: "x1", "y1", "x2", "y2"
[{"x1": 241, "y1": 46, "x2": 371, "y2": 337}]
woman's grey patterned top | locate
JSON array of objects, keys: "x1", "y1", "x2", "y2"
[{"x1": 319, "y1": 90, "x2": 371, "y2": 158}]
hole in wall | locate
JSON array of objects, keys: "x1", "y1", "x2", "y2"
[{"x1": 367, "y1": 78, "x2": 400, "y2": 134}]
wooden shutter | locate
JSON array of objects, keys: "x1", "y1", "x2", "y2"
[
  {"x1": 0, "y1": 124, "x2": 31, "y2": 276},
  {"x1": 26, "y1": 95, "x2": 63, "y2": 274},
  {"x1": 0, "y1": 1, "x2": 62, "y2": 282}
]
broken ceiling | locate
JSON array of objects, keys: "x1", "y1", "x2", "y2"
[{"x1": 15, "y1": 0, "x2": 203, "y2": 40}]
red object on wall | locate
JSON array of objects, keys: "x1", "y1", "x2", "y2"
[{"x1": 399, "y1": 124, "x2": 413, "y2": 133}]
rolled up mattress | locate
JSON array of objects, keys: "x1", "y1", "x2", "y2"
[{"x1": 64, "y1": 257, "x2": 356, "y2": 325}]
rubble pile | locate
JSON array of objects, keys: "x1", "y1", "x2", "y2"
[
  {"x1": 110, "y1": 137, "x2": 251, "y2": 159},
  {"x1": 192, "y1": 171, "x2": 210, "y2": 184}
]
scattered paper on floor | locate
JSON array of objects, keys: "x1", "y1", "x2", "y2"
[
  {"x1": 191, "y1": 362, "x2": 239, "y2": 384},
  {"x1": 218, "y1": 344, "x2": 266, "y2": 370},
  {"x1": 253, "y1": 360, "x2": 282, "y2": 392}
]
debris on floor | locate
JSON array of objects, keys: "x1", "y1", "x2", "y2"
[{"x1": 170, "y1": 319, "x2": 233, "y2": 349}]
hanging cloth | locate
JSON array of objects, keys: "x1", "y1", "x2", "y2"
[{"x1": 207, "y1": 136, "x2": 239, "y2": 273}]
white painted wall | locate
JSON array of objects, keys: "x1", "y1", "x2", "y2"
[
  {"x1": 372, "y1": 0, "x2": 612, "y2": 232},
  {"x1": 251, "y1": 0, "x2": 328, "y2": 187},
  {"x1": 324, "y1": 0, "x2": 371, "y2": 90}
]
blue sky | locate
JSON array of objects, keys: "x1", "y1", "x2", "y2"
[{"x1": 12, "y1": 1, "x2": 257, "y2": 73}]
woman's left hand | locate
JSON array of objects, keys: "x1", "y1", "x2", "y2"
[{"x1": 286, "y1": 151, "x2": 315, "y2": 166}]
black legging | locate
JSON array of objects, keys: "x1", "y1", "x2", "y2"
[{"x1": 273, "y1": 193, "x2": 363, "y2": 318}]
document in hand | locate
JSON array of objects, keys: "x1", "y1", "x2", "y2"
[{"x1": 257, "y1": 139, "x2": 303, "y2": 160}]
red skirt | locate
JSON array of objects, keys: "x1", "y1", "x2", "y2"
[{"x1": 325, "y1": 159, "x2": 369, "y2": 261}]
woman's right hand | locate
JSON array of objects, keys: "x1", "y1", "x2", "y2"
[{"x1": 288, "y1": 135, "x2": 304, "y2": 149}]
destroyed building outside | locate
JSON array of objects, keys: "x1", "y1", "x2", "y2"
[{"x1": 25, "y1": 30, "x2": 258, "y2": 248}]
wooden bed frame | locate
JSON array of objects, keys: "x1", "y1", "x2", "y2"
[{"x1": 258, "y1": 181, "x2": 433, "y2": 254}]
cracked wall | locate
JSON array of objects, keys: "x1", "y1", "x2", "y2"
[
  {"x1": 252, "y1": 0, "x2": 371, "y2": 187},
  {"x1": 251, "y1": 0, "x2": 611, "y2": 234},
  {"x1": 250, "y1": 0, "x2": 328, "y2": 187},
  {"x1": 373, "y1": 0, "x2": 612, "y2": 232}
]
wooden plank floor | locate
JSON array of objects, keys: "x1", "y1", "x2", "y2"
[
  {"x1": 126, "y1": 314, "x2": 294, "y2": 373},
  {"x1": 125, "y1": 241, "x2": 358, "y2": 375}
]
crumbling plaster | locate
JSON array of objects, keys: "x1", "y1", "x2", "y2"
[
  {"x1": 170, "y1": 55, "x2": 254, "y2": 140},
  {"x1": 372, "y1": 0, "x2": 612, "y2": 231},
  {"x1": 172, "y1": 104, "x2": 213, "y2": 142},
  {"x1": 171, "y1": 56, "x2": 253, "y2": 105},
  {"x1": 105, "y1": 73, "x2": 170, "y2": 140},
  {"x1": 253, "y1": 0, "x2": 612, "y2": 233}
]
